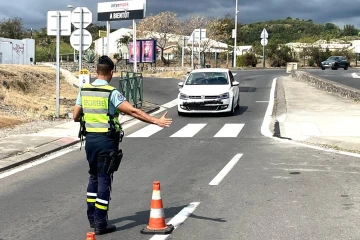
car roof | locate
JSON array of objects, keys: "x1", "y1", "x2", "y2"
[{"x1": 190, "y1": 68, "x2": 229, "y2": 73}]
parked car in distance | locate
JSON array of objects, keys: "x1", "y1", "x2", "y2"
[
  {"x1": 320, "y1": 56, "x2": 349, "y2": 70},
  {"x1": 177, "y1": 68, "x2": 240, "y2": 116}
]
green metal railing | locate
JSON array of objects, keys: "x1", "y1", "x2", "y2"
[{"x1": 118, "y1": 71, "x2": 143, "y2": 108}]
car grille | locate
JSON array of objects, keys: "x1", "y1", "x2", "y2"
[
  {"x1": 187, "y1": 106, "x2": 219, "y2": 111},
  {"x1": 189, "y1": 95, "x2": 220, "y2": 99}
]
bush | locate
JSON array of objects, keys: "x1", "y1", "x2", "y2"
[
  {"x1": 308, "y1": 59, "x2": 315, "y2": 66},
  {"x1": 236, "y1": 53, "x2": 258, "y2": 67}
]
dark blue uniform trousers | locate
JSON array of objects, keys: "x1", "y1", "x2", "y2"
[{"x1": 85, "y1": 134, "x2": 117, "y2": 229}]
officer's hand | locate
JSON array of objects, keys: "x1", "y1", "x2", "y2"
[{"x1": 156, "y1": 111, "x2": 172, "y2": 128}]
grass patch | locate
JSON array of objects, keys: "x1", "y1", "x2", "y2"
[
  {"x1": 0, "y1": 64, "x2": 78, "y2": 128},
  {"x1": 0, "y1": 115, "x2": 24, "y2": 128}
]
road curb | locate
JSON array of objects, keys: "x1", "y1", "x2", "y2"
[
  {"x1": 0, "y1": 138, "x2": 80, "y2": 173},
  {"x1": 291, "y1": 70, "x2": 360, "y2": 102},
  {"x1": 0, "y1": 106, "x2": 160, "y2": 173}
]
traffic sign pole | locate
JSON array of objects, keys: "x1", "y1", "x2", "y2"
[
  {"x1": 107, "y1": 21, "x2": 110, "y2": 56},
  {"x1": 133, "y1": 19, "x2": 137, "y2": 72},
  {"x1": 79, "y1": 7, "x2": 83, "y2": 72},
  {"x1": 56, "y1": 11, "x2": 60, "y2": 118}
]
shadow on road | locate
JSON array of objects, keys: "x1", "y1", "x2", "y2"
[{"x1": 109, "y1": 205, "x2": 226, "y2": 231}]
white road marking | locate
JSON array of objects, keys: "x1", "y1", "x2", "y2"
[
  {"x1": 351, "y1": 73, "x2": 360, "y2": 78},
  {"x1": 214, "y1": 124, "x2": 244, "y2": 137},
  {"x1": 209, "y1": 153, "x2": 243, "y2": 185},
  {"x1": 127, "y1": 125, "x2": 163, "y2": 137},
  {"x1": 0, "y1": 143, "x2": 81, "y2": 179},
  {"x1": 299, "y1": 122, "x2": 321, "y2": 136},
  {"x1": 149, "y1": 202, "x2": 200, "y2": 240},
  {"x1": 260, "y1": 78, "x2": 360, "y2": 158},
  {"x1": 170, "y1": 124, "x2": 207, "y2": 138},
  {"x1": 121, "y1": 99, "x2": 178, "y2": 129},
  {"x1": 0, "y1": 98, "x2": 179, "y2": 179},
  {"x1": 233, "y1": 73, "x2": 237, "y2": 76},
  {"x1": 261, "y1": 78, "x2": 277, "y2": 138},
  {"x1": 256, "y1": 101, "x2": 269, "y2": 103}
]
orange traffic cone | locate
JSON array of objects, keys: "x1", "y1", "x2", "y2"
[
  {"x1": 140, "y1": 181, "x2": 174, "y2": 235},
  {"x1": 85, "y1": 232, "x2": 96, "y2": 240}
]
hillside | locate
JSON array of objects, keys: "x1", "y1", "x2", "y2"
[{"x1": 237, "y1": 17, "x2": 360, "y2": 45}]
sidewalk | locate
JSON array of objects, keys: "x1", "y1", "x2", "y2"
[
  {"x1": 274, "y1": 76, "x2": 360, "y2": 153},
  {"x1": 0, "y1": 102, "x2": 159, "y2": 172}
]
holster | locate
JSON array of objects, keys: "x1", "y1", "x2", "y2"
[{"x1": 98, "y1": 149, "x2": 123, "y2": 174}]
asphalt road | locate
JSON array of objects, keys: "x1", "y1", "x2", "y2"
[
  {"x1": 2, "y1": 69, "x2": 360, "y2": 239},
  {"x1": 304, "y1": 68, "x2": 360, "y2": 90}
]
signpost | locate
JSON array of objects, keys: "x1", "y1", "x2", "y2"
[
  {"x1": 70, "y1": 29, "x2": 93, "y2": 51},
  {"x1": 97, "y1": 0, "x2": 146, "y2": 72},
  {"x1": 78, "y1": 68, "x2": 90, "y2": 88},
  {"x1": 99, "y1": 30, "x2": 107, "y2": 55},
  {"x1": 261, "y1": 28, "x2": 268, "y2": 68},
  {"x1": 71, "y1": 7, "x2": 93, "y2": 72},
  {"x1": 178, "y1": 36, "x2": 188, "y2": 67},
  {"x1": 188, "y1": 29, "x2": 206, "y2": 68},
  {"x1": 47, "y1": 10, "x2": 71, "y2": 118}
]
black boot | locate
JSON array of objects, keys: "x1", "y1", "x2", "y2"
[
  {"x1": 95, "y1": 224, "x2": 116, "y2": 235},
  {"x1": 89, "y1": 221, "x2": 95, "y2": 228}
]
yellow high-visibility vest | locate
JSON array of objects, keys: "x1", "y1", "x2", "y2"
[{"x1": 80, "y1": 83, "x2": 121, "y2": 133}]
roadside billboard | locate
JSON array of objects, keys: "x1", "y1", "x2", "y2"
[
  {"x1": 141, "y1": 39, "x2": 156, "y2": 63},
  {"x1": 128, "y1": 40, "x2": 141, "y2": 63}
]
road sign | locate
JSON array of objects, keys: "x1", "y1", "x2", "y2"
[
  {"x1": 97, "y1": 1, "x2": 145, "y2": 21},
  {"x1": 261, "y1": 38, "x2": 268, "y2": 46},
  {"x1": 71, "y1": 7, "x2": 92, "y2": 29},
  {"x1": 232, "y1": 29, "x2": 236, "y2": 39},
  {"x1": 99, "y1": 30, "x2": 107, "y2": 37},
  {"x1": 261, "y1": 28, "x2": 268, "y2": 39},
  {"x1": 70, "y1": 29, "x2": 93, "y2": 51},
  {"x1": 178, "y1": 36, "x2": 189, "y2": 47},
  {"x1": 78, "y1": 69, "x2": 90, "y2": 88},
  {"x1": 47, "y1": 11, "x2": 71, "y2": 36},
  {"x1": 79, "y1": 69, "x2": 90, "y2": 75},
  {"x1": 188, "y1": 29, "x2": 207, "y2": 43}
]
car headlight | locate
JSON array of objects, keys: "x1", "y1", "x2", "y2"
[
  {"x1": 179, "y1": 93, "x2": 189, "y2": 100},
  {"x1": 220, "y1": 92, "x2": 229, "y2": 99}
]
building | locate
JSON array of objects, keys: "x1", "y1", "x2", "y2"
[
  {"x1": 93, "y1": 28, "x2": 252, "y2": 61},
  {"x1": 0, "y1": 37, "x2": 35, "y2": 65}
]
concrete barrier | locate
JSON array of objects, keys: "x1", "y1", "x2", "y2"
[{"x1": 290, "y1": 70, "x2": 360, "y2": 102}]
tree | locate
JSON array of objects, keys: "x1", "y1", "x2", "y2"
[
  {"x1": 115, "y1": 32, "x2": 133, "y2": 62},
  {"x1": 137, "y1": 11, "x2": 180, "y2": 64},
  {"x1": 0, "y1": 17, "x2": 25, "y2": 39},
  {"x1": 343, "y1": 24, "x2": 358, "y2": 36}
]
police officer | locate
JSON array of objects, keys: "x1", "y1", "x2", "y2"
[{"x1": 73, "y1": 56, "x2": 172, "y2": 235}]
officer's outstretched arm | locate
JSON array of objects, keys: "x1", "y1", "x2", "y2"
[{"x1": 118, "y1": 101, "x2": 172, "y2": 128}]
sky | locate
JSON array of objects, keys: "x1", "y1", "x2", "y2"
[{"x1": 0, "y1": 0, "x2": 359, "y2": 30}]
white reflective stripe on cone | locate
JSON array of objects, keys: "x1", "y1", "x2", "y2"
[
  {"x1": 150, "y1": 208, "x2": 165, "y2": 218},
  {"x1": 152, "y1": 190, "x2": 161, "y2": 200}
]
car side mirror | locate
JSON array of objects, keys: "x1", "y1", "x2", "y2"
[
  {"x1": 178, "y1": 82, "x2": 184, "y2": 88},
  {"x1": 232, "y1": 81, "x2": 239, "y2": 86}
]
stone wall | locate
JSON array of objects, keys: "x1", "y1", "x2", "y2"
[
  {"x1": 291, "y1": 70, "x2": 360, "y2": 102},
  {"x1": 45, "y1": 62, "x2": 192, "y2": 73}
]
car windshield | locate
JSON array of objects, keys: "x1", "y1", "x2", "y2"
[
  {"x1": 327, "y1": 57, "x2": 339, "y2": 60},
  {"x1": 185, "y1": 72, "x2": 229, "y2": 85}
]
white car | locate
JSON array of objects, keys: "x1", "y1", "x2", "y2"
[{"x1": 177, "y1": 68, "x2": 240, "y2": 116}]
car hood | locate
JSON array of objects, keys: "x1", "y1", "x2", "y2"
[
  {"x1": 180, "y1": 85, "x2": 230, "y2": 96},
  {"x1": 322, "y1": 60, "x2": 335, "y2": 64}
]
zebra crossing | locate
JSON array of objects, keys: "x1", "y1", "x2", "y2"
[{"x1": 126, "y1": 123, "x2": 246, "y2": 138}]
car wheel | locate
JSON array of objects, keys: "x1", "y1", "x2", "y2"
[
  {"x1": 321, "y1": 67, "x2": 325, "y2": 70},
  {"x1": 235, "y1": 94, "x2": 240, "y2": 109},
  {"x1": 344, "y1": 65, "x2": 348, "y2": 70},
  {"x1": 227, "y1": 99, "x2": 235, "y2": 116}
]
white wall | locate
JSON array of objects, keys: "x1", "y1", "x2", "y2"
[{"x1": 0, "y1": 37, "x2": 35, "y2": 65}]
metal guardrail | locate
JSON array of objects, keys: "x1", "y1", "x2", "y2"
[{"x1": 118, "y1": 71, "x2": 143, "y2": 108}]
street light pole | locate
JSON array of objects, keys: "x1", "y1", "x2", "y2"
[{"x1": 233, "y1": 0, "x2": 238, "y2": 68}]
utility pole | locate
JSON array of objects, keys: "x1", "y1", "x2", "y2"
[{"x1": 233, "y1": 0, "x2": 238, "y2": 68}]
